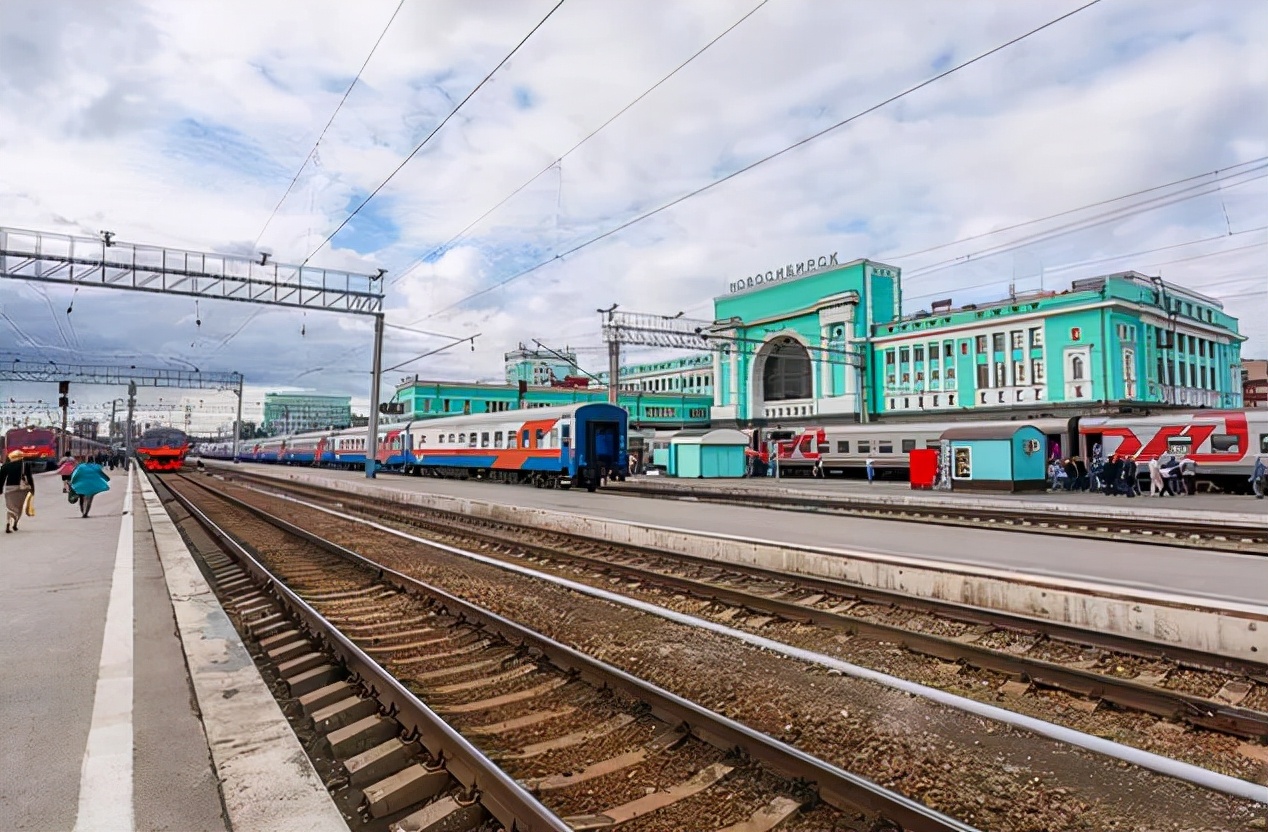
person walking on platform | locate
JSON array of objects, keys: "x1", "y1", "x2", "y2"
[
  {"x1": 1180, "y1": 456, "x2": 1197, "y2": 496},
  {"x1": 1250, "y1": 455, "x2": 1266, "y2": 499},
  {"x1": 865, "y1": 455, "x2": 876, "y2": 484},
  {"x1": 2, "y1": 450, "x2": 35, "y2": 532},
  {"x1": 1147, "y1": 456, "x2": 1164, "y2": 497},
  {"x1": 69, "y1": 458, "x2": 111, "y2": 518},
  {"x1": 57, "y1": 453, "x2": 78, "y2": 493}
]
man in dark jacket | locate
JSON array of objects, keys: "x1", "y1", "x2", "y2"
[{"x1": 1102, "y1": 455, "x2": 1121, "y2": 495}]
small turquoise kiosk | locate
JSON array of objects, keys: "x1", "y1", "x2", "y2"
[
  {"x1": 667, "y1": 429, "x2": 750, "y2": 478},
  {"x1": 942, "y1": 424, "x2": 1047, "y2": 492}
]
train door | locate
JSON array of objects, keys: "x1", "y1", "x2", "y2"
[{"x1": 578, "y1": 415, "x2": 624, "y2": 492}]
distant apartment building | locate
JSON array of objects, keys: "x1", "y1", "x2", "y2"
[
  {"x1": 262, "y1": 393, "x2": 352, "y2": 435},
  {"x1": 1243, "y1": 358, "x2": 1268, "y2": 408}
]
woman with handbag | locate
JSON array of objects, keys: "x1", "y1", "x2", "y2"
[
  {"x1": 69, "y1": 459, "x2": 110, "y2": 518},
  {"x1": 2, "y1": 449, "x2": 35, "y2": 533}
]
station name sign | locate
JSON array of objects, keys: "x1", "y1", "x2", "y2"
[{"x1": 729, "y1": 252, "x2": 839, "y2": 294}]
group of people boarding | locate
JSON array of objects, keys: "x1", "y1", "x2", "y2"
[{"x1": 1049, "y1": 452, "x2": 1196, "y2": 498}]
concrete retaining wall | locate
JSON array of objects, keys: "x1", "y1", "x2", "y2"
[{"x1": 217, "y1": 465, "x2": 1268, "y2": 665}]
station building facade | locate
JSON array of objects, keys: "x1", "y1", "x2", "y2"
[
  {"x1": 706, "y1": 259, "x2": 1242, "y2": 426},
  {"x1": 392, "y1": 378, "x2": 711, "y2": 429}
]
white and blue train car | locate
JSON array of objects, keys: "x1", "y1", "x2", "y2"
[{"x1": 405, "y1": 402, "x2": 627, "y2": 491}]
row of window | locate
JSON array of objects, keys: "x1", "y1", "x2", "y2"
[
  {"x1": 882, "y1": 327, "x2": 1045, "y2": 370},
  {"x1": 886, "y1": 393, "x2": 958, "y2": 410},
  {"x1": 832, "y1": 438, "x2": 942, "y2": 454},
  {"x1": 632, "y1": 373, "x2": 712, "y2": 393},
  {"x1": 416, "y1": 427, "x2": 559, "y2": 449},
  {"x1": 976, "y1": 359, "x2": 1048, "y2": 389}
]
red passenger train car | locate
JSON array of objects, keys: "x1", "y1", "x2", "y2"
[
  {"x1": 134, "y1": 427, "x2": 190, "y2": 472},
  {"x1": 3, "y1": 427, "x2": 110, "y2": 471}
]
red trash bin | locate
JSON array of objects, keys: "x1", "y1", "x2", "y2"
[{"x1": 908, "y1": 448, "x2": 938, "y2": 489}]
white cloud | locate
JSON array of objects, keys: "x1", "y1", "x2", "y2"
[{"x1": 1, "y1": 0, "x2": 1264, "y2": 422}]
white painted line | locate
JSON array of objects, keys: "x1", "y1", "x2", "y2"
[
  {"x1": 138, "y1": 473, "x2": 347, "y2": 832},
  {"x1": 74, "y1": 466, "x2": 135, "y2": 832},
  {"x1": 259, "y1": 486, "x2": 1268, "y2": 805}
]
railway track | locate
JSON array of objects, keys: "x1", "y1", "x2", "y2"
[
  {"x1": 161, "y1": 472, "x2": 979, "y2": 832},
  {"x1": 214, "y1": 469, "x2": 1268, "y2": 746},
  {"x1": 604, "y1": 482, "x2": 1268, "y2": 553}
]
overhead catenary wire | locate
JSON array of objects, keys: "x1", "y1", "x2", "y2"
[
  {"x1": 252, "y1": 0, "x2": 407, "y2": 251},
  {"x1": 387, "y1": 0, "x2": 771, "y2": 289},
  {"x1": 303, "y1": 0, "x2": 569, "y2": 267},
  {"x1": 411, "y1": 0, "x2": 1105, "y2": 323},
  {"x1": 215, "y1": 0, "x2": 408, "y2": 356}
]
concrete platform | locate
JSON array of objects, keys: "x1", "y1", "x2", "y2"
[
  {"x1": 0, "y1": 469, "x2": 347, "y2": 831},
  {"x1": 211, "y1": 462, "x2": 1267, "y2": 606},
  {"x1": 617, "y1": 473, "x2": 1268, "y2": 523}
]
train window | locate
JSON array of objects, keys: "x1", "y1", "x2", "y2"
[
  {"x1": 878, "y1": 441, "x2": 893, "y2": 454},
  {"x1": 494, "y1": 431, "x2": 503, "y2": 448},
  {"x1": 536, "y1": 429, "x2": 545, "y2": 447},
  {"x1": 1260, "y1": 434, "x2": 1268, "y2": 454},
  {"x1": 857, "y1": 441, "x2": 870, "y2": 454},
  {"x1": 926, "y1": 440, "x2": 941, "y2": 449},
  {"x1": 1210, "y1": 434, "x2": 1240, "y2": 453},
  {"x1": 458, "y1": 433, "x2": 466, "y2": 444},
  {"x1": 551, "y1": 428, "x2": 560, "y2": 447},
  {"x1": 507, "y1": 433, "x2": 517, "y2": 449},
  {"x1": 522, "y1": 430, "x2": 530, "y2": 446},
  {"x1": 901, "y1": 439, "x2": 916, "y2": 452},
  {"x1": 468, "y1": 434, "x2": 478, "y2": 448},
  {"x1": 480, "y1": 432, "x2": 490, "y2": 448},
  {"x1": 836, "y1": 441, "x2": 849, "y2": 453},
  {"x1": 561, "y1": 423, "x2": 570, "y2": 439},
  {"x1": 448, "y1": 433, "x2": 455, "y2": 443}
]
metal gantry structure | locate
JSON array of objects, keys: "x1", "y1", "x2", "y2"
[
  {"x1": 0, "y1": 361, "x2": 244, "y2": 458},
  {"x1": 599, "y1": 307, "x2": 713, "y2": 403},
  {"x1": 0, "y1": 226, "x2": 387, "y2": 476}
]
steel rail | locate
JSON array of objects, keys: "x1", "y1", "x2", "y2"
[
  {"x1": 172, "y1": 473, "x2": 980, "y2": 832},
  {"x1": 162, "y1": 476, "x2": 572, "y2": 832},
  {"x1": 217, "y1": 469, "x2": 1267, "y2": 679},
  {"x1": 605, "y1": 483, "x2": 1268, "y2": 551}
]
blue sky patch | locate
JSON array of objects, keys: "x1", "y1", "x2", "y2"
[
  {"x1": 332, "y1": 190, "x2": 400, "y2": 254},
  {"x1": 164, "y1": 118, "x2": 286, "y2": 182},
  {"x1": 513, "y1": 86, "x2": 535, "y2": 109}
]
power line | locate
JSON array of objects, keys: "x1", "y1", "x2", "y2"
[
  {"x1": 892, "y1": 157, "x2": 1267, "y2": 261},
  {"x1": 387, "y1": 0, "x2": 770, "y2": 289},
  {"x1": 900, "y1": 168, "x2": 1267, "y2": 281},
  {"x1": 253, "y1": 0, "x2": 406, "y2": 250},
  {"x1": 411, "y1": 0, "x2": 1104, "y2": 322},
  {"x1": 303, "y1": 0, "x2": 568, "y2": 267}
]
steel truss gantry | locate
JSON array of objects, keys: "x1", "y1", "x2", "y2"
[
  {"x1": 599, "y1": 308, "x2": 714, "y2": 404},
  {"x1": 0, "y1": 361, "x2": 245, "y2": 458},
  {"x1": 0, "y1": 226, "x2": 387, "y2": 476}
]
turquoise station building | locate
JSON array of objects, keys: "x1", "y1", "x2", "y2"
[
  {"x1": 389, "y1": 254, "x2": 1243, "y2": 430},
  {"x1": 706, "y1": 257, "x2": 1242, "y2": 425}
]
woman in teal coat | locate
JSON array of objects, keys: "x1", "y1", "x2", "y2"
[{"x1": 69, "y1": 460, "x2": 111, "y2": 518}]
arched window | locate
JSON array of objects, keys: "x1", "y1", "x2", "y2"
[
  {"x1": 762, "y1": 338, "x2": 812, "y2": 401},
  {"x1": 1071, "y1": 356, "x2": 1085, "y2": 381}
]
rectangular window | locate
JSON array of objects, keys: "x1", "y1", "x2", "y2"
[
  {"x1": 878, "y1": 441, "x2": 893, "y2": 454},
  {"x1": 469, "y1": 434, "x2": 478, "y2": 448},
  {"x1": 1211, "y1": 434, "x2": 1240, "y2": 453},
  {"x1": 901, "y1": 439, "x2": 916, "y2": 453},
  {"x1": 976, "y1": 364, "x2": 990, "y2": 389},
  {"x1": 885, "y1": 351, "x2": 895, "y2": 366},
  {"x1": 913, "y1": 345, "x2": 925, "y2": 362},
  {"x1": 836, "y1": 440, "x2": 850, "y2": 453},
  {"x1": 507, "y1": 433, "x2": 517, "y2": 449},
  {"x1": 494, "y1": 431, "x2": 504, "y2": 448},
  {"x1": 944, "y1": 340, "x2": 954, "y2": 356},
  {"x1": 975, "y1": 335, "x2": 987, "y2": 354},
  {"x1": 1014, "y1": 361, "x2": 1026, "y2": 384},
  {"x1": 899, "y1": 347, "x2": 910, "y2": 363},
  {"x1": 1010, "y1": 330, "x2": 1023, "y2": 349},
  {"x1": 1200, "y1": 366, "x2": 1208, "y2": 388},
  {"x1": 946, "y1": 367, "x2": 956, "y2": 380},
  {"x1": 1260, "y1": 434, "x2": 1268, "y2": 454},
  {"x1": 995, "y1": 361, "x2": 1006, "y2": 386},
  {"x1": 1029, "y1": 327, "x2": 1043, "y2": 348},
  {"x1": 535, "y1": 429, "x2": 545, "y2": 447},
  {"x1": 480, "y1": 432, "x2": 490, "y2": 448},
  {"x1": 930, "y1": 343, "x2": 940, "y2": 360},
  {"x1": 1032, "y1": 360, "x2": 1045, "y2": 382},
  {"x1": 992, "y1": 333, "x2": 1005, "y2": 353},
  {"x1": 931, "y1": 368, "x2": 941, "y2": 382},
  {"x1": 857, "y1": 440, "x2": 871, "y2": 454},
  {"x1": 953, "y1": 446, "x2": 972, "y2": 479}
]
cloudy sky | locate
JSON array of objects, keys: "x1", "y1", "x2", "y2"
[{"x1": 1, "y1": 0, "x2": 1265, "y2": 429}]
